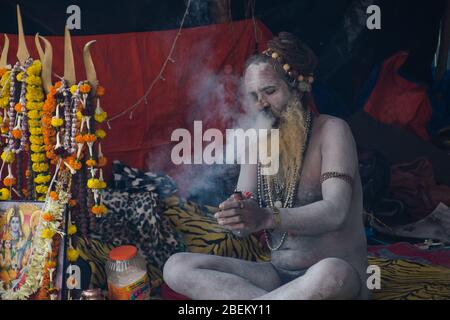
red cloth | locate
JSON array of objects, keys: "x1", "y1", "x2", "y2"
[
  {"x1": 389, "y1": 157, "x2": 450, "y2": 219},
  {"x1": 364, "y1": 51, "x2": 432, "y2": 140},
  {"x1": 160, "y1": 282, "x2": 190, "y2": 300},
  {"x1": 368, "y1": 242, "x2": 450, "y2": 268},
  {"x1": 3, "y1": 20, "x2": 272, "y2": 180}
]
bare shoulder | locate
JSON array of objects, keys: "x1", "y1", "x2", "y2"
[{"x1": 313, "y1": 114, "x2": 354, "y2": 145}]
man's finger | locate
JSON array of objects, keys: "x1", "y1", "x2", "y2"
[
  {"x1": 218, "y1": 201, "x2": 242, "y2": 211},
  {"x1": 217, "y1": 215, "x2": 242, "y2": 226},
  {"x1": 215, "y1": 209, "x2": 239, "y2": 219}
]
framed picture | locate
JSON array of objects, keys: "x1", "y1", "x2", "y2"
[{"x1": 0, "y1": 201, "x2": 66, "y2": 299}]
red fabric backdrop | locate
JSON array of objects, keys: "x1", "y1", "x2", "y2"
[
  {"x1": 3, "y1": 20, "x2": 272, "y2": 180},
  {"x1": 364, "y1": 51, "x2": 432, "y2": 140}
]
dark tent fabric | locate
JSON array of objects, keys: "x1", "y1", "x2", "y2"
[{"x1": 2, "y1": 19, "x2": 272, "y2": 179}]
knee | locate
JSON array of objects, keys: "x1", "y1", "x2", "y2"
[
  {"x1": 163, "y1": 252, "x2": 192, "y2": 287},
  {"x1": 309, "y1": 258, "x2": 360, "y2": 299}
]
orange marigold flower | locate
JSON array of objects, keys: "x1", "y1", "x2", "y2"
[
  {"x1": 11, "y1": 129, "x2": 22, "y2": 139},
  {"x1": 86, "y1": 159, "x2": 97, "y2": 167},
  {"x1": 22, "y1": 188, "x2": 29, "y2": 198},
  {"x1": 98, "y1": 156, "x2": 108, "y2": 167},
  {"x1": 42, "y1": 117, "x2": 52, "y2": 126},
  {"x1": 72, "y1": 160, "x2": 82, "y2": 170},
  {"x1": 54, "y1": 81, "x2": 62, "y2": 89},
  {"x1": 46, "y1": 150, "x2": 56, "y2": 159},
  {"x1": 49, "y1": 191, "x2": 59, "y2": 201},
  {"x1": 96, "y1": 86, "x2": 105, "y2": 97},
  {"x1": 91, "y1": 204, "x2": 107, "y2": 216},
  {"x1": 68, "y1": 199, "x2": 77, "y2": 207},
  {"x1": 80, "y1": 84, "x2": 91, "y2": 94},
  {"x1": 75, "y1": 135, "x2": 84, "y2": 143},
  {"x1": 46, "y1": 261, "x2": 57, "y2": 269},
  {"x1": 14, "y1": 103, "x2": 23, "y2": 113},
  {"x1": 42, "y1": 212, "x2": 54, "y2": 222},
  {"x1": 83, "y1": 134, "x2": 97, "y2": 143},
  {"x1": 3, "y1": 177, "x2": 16, "y2": 187}
]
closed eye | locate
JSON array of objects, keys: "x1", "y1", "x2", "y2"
[{"x1": 264, "y1": 87, "x2": 276, "y2": 95}]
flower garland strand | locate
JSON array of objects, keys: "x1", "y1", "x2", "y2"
[{"x1": 25, "y1": 59, "x2": 49, "y2": 201}]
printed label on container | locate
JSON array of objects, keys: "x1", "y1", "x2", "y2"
[{"x1": 108, "y1": 273, "x2": 150, "y2": 300}]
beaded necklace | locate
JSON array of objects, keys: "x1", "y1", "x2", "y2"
[{"x1": 257, "y1": 108, "x2": 313, "y2": 251}]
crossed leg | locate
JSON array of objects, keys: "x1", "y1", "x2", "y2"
[{"x1": 163, "y1": 252, "x2": 362, "y2": 300}]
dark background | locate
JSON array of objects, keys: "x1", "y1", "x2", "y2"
[{"x1": 0, "y1": 0, "x2": 446, "y2": 113}]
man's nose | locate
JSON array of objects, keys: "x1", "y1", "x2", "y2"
[{"x1": 255, "y1": 96, "x2": 269, "y2": 110}]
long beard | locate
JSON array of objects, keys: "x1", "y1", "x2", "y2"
[
  {"x1": 277, "y1": 96, "x2": 307, "y2": 184},
  {"x1": 258, "y1": 96, "x2": 307, "y2": 204}
]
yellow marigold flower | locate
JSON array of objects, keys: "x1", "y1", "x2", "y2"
[
  {"x1": 31, "y1": 144, "x2": 45, "y2": 153},
  {"x1": 29, "y1": 127, "x2": 42, "y2": 135},
  {"x1": 28, "y1": 110, "x2": 42, "y2": 120},
  {"x1": 32, "y1": 162, "x2": 49, "y2": 173},
  {"x1": 51, "y1": 117, "x2": 64, "y2": 127},
  {"x1": 0, "y1": 188, "x2": 10, "y2": 200},
  {"x1": 26, "y1": 86, "x2": 43, "y2": 97},
  {"x1": 30, "y1": 135, "x2": 44, "y2": 145},
  {"x1": 70, "y1": 85, "x2": 78, "y2": 95},
  {"x1": 37, "y1": 196, "x2": 46, "y2": 201},
  {"x1": 25, "y1": 75, "x2": 42, "y2": 87},
  {"x1": 67, "y1": 247, "x2": 80, "y2": 262},
  {"x1": 35, "y1": 185, "x2": 49, "y2": 194},
  {"x1": 95, "y1": 129, "x2": 106, "y2": 139},
  {"x1": 31, "y1": 152, "x2": 46, "y2": 163},
  {"x1": 28, "y1": 119, "x2": 41, "y2": 127},
  {"x1": 27, "y1": 60, "x2": 42, "y2": 76},
  {"x1": 0, "y1": 97, "x2": 10, "y2": 109},
  {"x1": 1, "y1": 150, "x2": 15, "y2": 163},
  {"x1": 26, "y1": 92, "x2": 44, "y2": 102},
  {"x1": 87, "y1": 179, "x2": 107, "y2": 189},
  {"x1": 16, "y1": 72, "x2": 24, "y2": 82},
  {"x1": 94, "y1": 112, "x2": 107, "y2": 123},
  {"x1": 76, "y1": 111, "x2": 83, "y2": 121},
  {"x1": 26, "y1": 101, "x2": 44, "y2": 111},
  {"x1": 68, "y1": 224, "x2": 77, "y2": 236},
  {"x1": 41, "y1": 228, "x2": 55, "y2": 239},
  {"x1": 34, "y1": 174, "x2": 51, "y2": 184}
]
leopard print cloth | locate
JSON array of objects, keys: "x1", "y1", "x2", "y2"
[{"x1": 92, "y1": 161, "x2": 185, "y2": 270}]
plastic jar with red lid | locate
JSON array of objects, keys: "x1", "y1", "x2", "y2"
[{"x1": 106, "y1": 245, "x2": 150, "y2": 300}]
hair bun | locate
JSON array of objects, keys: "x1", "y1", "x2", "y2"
[{"x1": 268, "y1": 32, "x2": 318, "y2": 76}]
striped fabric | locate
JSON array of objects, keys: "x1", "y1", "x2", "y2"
[{"x1": 369, "y1": 256, "x2": 450, "y2": 300}]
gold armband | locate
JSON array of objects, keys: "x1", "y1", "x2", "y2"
[{"x1": 320, "y1": 171, "x2": 353, "y2": 185}]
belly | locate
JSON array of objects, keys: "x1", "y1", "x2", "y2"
[{"x1": 270, "y1": 225, "x2": 367, "y2": 271}]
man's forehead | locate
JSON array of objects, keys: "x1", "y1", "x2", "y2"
[{"x1": 244, "y1": 63, "x2": 279, "y2": 90}]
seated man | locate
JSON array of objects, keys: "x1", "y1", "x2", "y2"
[{"x1": 163, "y1": 32, "x2": 370, "y2": 300}]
